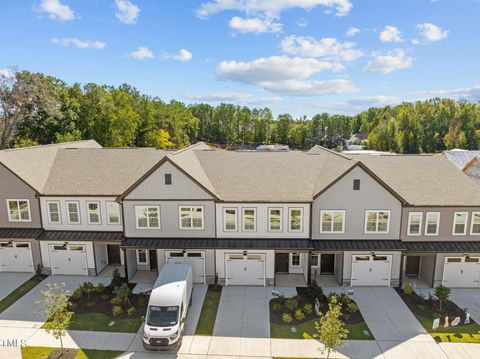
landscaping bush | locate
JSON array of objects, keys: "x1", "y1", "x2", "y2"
[
  {"x1": 277, "y1": 295, "x2": 286, "y2": 304},
  {"x1": 303, "y1": 303, "x2": 313, "y2": 314},
  {"x1": 281, "y1": 312, "x2": 293, "y2": 324},
  {"x1": 294, "y1": 309, "x2": 305, "y2": 320},
  {"x1": 285, "y1": 298, "x2": 299, "y2": 312},
  {"x1": 114, "y1": 283, "x2": 132, "y2": 309},
  {"x1": 418, "y1": 304, "x2": 426, "y2": 312},
  {"x1": 112, "y1": 305, "x2": 123, "y2": 317},
  {"x1": 344, "y1": 313, "x2": 350, "y2": 321},
  {"x1": 68, "y1": 303, "x2": 78, "y2": 311},
  {"x1": 346, "y1": 302, "x2": 358, "y2": 314},
  {"x1": 306, "y1": 279, "x2": 323, "y2": 300},
  {"x1": 138, "y1": 293, "x2": 146, "y2": 306},
  {"x1": 72, "y1": 288, "x2": 83, "y2": 300},
  {"x1": 96, "y1": 282, "x2": 105, "y2": 293},
  {"x1": 435, "y1": 284, "x2": 451, "y2": 313},
  {"x1": 82, "y1": 282, "x2": 95, "y2": 300},
  {"x1": 86, "y1": 301, "x2": 97, "y2": 308},
  {"x1": 101, "y1": 294, "x2": 110, "y2": 301},
  {"x1": 110, "y1": 297, "x2": 122, "y2": 306},
  {"x1": 403, "y1": 283, "x2": 413, "y2": 295},
  {"x1": 110, "y1": 268, "x2": 123, "y2": 289},
  {"x1": 339, "y1": 293, "x2": 352, "y2": 306},
  {"x1": 273, "y1": 302, "x2": 282, "y2": 312},
  {"x1": 127, "y1": 307, "x2": 137, "y2": 316}
]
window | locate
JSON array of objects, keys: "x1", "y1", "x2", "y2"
[
  {"x1": 242, "y1": 208, "x2": 256, "y2": 231},
  {"x1": 364, "y1": 210, "x2": 390, "y2": 233},
  {"x1": 137, "y1": 249, "x2": 149, "y2": 264},
  {"x1": 290, "y1": 253, "x2": 301, "y2": 267},
  {"x1": 66, "y1": 201, "x2": 80, "y2": 224},
  {"x1": 135, "y1": 206, "x2": 160, "y2": 229},
  {"x1": 179, "y1": 206, "x2": 204, "y2": 229},
  {"x1": 311, "y1": 254, "x2": 319, "y2": 267},
  {"x1": 288, "y1": 208, "x2": 303, "y2": 232},
  {"x1": 223, "y1": 208, "x2": 237, "y2": 231},
  {"x1": 470, "y1": 212, "x2": 480, "y2": 235},
  {"x1": 107, "y1": 202, "x2": 121, "y2": 224},
  {"x1": 47, "y1": 201, "x2": 61, "y2": 224},
  {"x1": 320, "y1": 210, "x2": 345, "y2": 233},
  {"x1": 87, "y1": 201, "x2": 101, "y2": 224},
  {"x1": 353, "y1": 179, "x2": 360, "y2": 190},
  {"x1": 453, "y1": 212, "x2": 468, "y2": 235},
  {"x1": 7, "y1": 200, "x2": 31, "y2": 222},
  {"x1": 425, "y1": 212, "x2": 440, "y2": 235},
  {"x1": 268, "y1": 208, "x2": 282, "y2": 231},
  {"x1": 407, "y1": 212, "x2": 423, "y2": 236},
  {"x1": 165, "y1": 173, "x2": 172, "y2": 185}
]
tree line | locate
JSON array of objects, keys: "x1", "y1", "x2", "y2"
[{"x1": 1, "y1": 70, "x2": 480, "y2": 152}]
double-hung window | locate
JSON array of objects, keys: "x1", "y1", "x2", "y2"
[
  {"x1": 179, "y1": 206, "x2": 204, "y2": 229},
  {"x1": 87, "y1": 202, "x2": 101, "y2": 224},
  {"x1": 470, "y1": 212, "x2": 480, "y2": 235},
  {"x1": 268, "y1": 208, "x2": 282, "y2": 231},
  {"x1": 223, "y1": 208, "x2": 237, "y2": 231},
  {"x1": 242, "y1": 208, "x2": 256, "y2": 231},
  {"x1": 320, "y1": 210, "x2": 345, "y2": 233},
  {"x1": 290, "y1": 253, "x2": 301, "y2": 267},
  {"x1": 66, "y1": 201, "x2": 80, "y2": 224},
  {"x1": 107, "y1": 202, "x2": 121, "y2": 224},
  {"x1": 425, "y1": 212, "x2": 440, "y2": 235},
  {"x1": 136, "y1": 249, "x2": 148, "y2": 265},
  {"x1": 289, "y1": 208, "x2": 303, "y2": 232},
  {"x1": 407, "y1": 212, "x2": 422, "y2": 236},
  {"x1": 453, "y1": 212, "x2": 468, "y2": 235},
  {"x1": 7, "y1": 200, "x2": 31, "y2": 222},
  {"x1": 135, "y1": 206, "x2": 160, "y2": 229},
  {"x1": 47, "y1": 201, "x2": 61, "y2": 224},
  {"x1": 365, "y1": 210, "x2": 390, "y2": 233}
]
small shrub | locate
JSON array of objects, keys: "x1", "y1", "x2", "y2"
[
  {"x1": 346, "y1": 302, "x2": 358, "y2": 314},
  {"x1": 303, "y1": 303, "x2": 313, "y2": 314},
  {"x1": 138, "y1": 293, "x2": 146, "y2": 306},
  {"x1": 435, "y1": 284, "x2": 451, "y2": 313},
  {"x1": 418, "y1": 304, "x2": 426, "y2": 312},
  {"x1": 281, "y1": 312, "x2": 293, "y2": 324},
  {"x1": 339, "y1": 293, "x2": 352, "y2": 306},
  {"x1": 72, "y1": 288, "x2": 83, "y2": 300},
  {"x1": 285, "y1": 298, "x2": 299, "y2": 312},
  {"x1": 433, "y1": 312, "x2": 441, "y2": 319},
  {"x1": 403, "y1": 283, "x2": 413, "y2": 295},
  {"x1": 112, "y1": 305, "x2": 123, "y2": 317},
  {"x1": 96, "y1": 282, "x2": 105, "y2": 293},
  {"x1": 344, "y1": 313, "x2": 350, "y2": 321},
  {"x1": 306, "y1": 279, "x2": 323, "y2": 300},
  {"x1": 82, "y1": 282, "x2": 95, "y2": 300},
  {"x1": 86, "y1": 301, "x2": 97, "y2": 308},
  {"x1": 101, "y1": 294, "x2": 110, "y2": 301},
  {"x1": 273, "y1": 302, "x2": 282, "y2": 312},
  {"x1": 68, "y1": 303, "x2": 78, "y2": 311},
  {"x1": 127, "y1": 307, "x2": 137, "y2": 316},
  {"x1": 294, "y1": 309, "x2": 305, "y2": 320},
  {"x1": 277, "y1": 295, "x2": 286, "y2": 304},
  {"x1": 110, "y1": 297, "x2": 122, "y2": 306},
  {"x1": 110, "y1": 268, "x2": 123, "y2": 289}
]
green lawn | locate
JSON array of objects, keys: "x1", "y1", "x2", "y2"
[
  {"x1": 65, "y1": 313, "x2": 142, "y2": 333},
  {"x1": 21, "y1": 346, "x2": 123, "y2": 359},
  {"x1": 416, "y1": 316, "x2": 480, "y2": 343},
  {"x1": 270, "y1": 319, "x2": 374, "y2": 340},
  {"x1": 195, "y1": 286, "x2": 222, "y2": 335},
  {"x1": 0, "y1": 275, "x2": 46, "y2": 314}
]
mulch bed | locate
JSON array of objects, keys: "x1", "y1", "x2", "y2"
[{"x1": 47, "y1": 348, "x2": 78, "y2": 359}]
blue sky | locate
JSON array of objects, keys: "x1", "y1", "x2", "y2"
[{"x1": 1, "y1": 0, "x2": 479, "y2": 117}]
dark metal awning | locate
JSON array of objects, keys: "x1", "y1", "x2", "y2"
[
  {"x1": 39, "y1": 231, "x2": 124, "y2": 242},
  {"x1": 122, "y1": 238, "x2": 313, "y2": 250},
  {"x1": 0, "y1": 228, "x2": 43, "y2": 239},
  {"x1": 312, "y1": 240, "x2": 406, "y2": 251},
  {"x1": 405, "y1": 241, "x2": 480, "y2": 253}
]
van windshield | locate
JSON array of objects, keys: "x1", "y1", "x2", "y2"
[{"x1": 147, "y1": 306, "x2": 179, "y2": 327}]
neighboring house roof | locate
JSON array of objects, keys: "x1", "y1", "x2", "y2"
[
  {"x1": 444, "y1": 149, "x2": 480, "y2": 169},
  {"x1": 39, "y1": 231, "x2": 123, "y2": 242},
  {"x1": 0, "y1": 140, "x2": 101, "y2": 193}
]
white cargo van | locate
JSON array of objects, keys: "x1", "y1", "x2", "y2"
[{"x1": 143, "y1": 263, "x2": 193, "y2": 350}]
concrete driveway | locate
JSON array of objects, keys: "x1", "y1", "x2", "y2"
[
  {"x1": 0, "y1": 273, "x2": 34, "y2": 301},
  {"x1": 449, "y1": 288, "x2": 480, "y2": 323}
]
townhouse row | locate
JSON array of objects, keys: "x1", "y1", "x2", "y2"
[{"x1": 1, "y1": 140, "x2": 479, "y2": 289}]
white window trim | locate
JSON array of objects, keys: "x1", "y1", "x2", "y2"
[
  {"x1": 106, "y1": 201, "x2": 121, "y2": 225},
  {"x1": 223, "y1": 207, "x2": 238, "y2": 232},
  {"x1": 136, "y1": 249, "x2": 149, "y2": 265},
  {"x1": 179, "y1": 206, "x2": 205, "y2": 230},
  {"x1": 6, "y1": 199, "x2": 32, "y2": 223},
  {"x1": 135, "y1": 205, "x2": 161, "y2": 229},
  {"x1": 86, "y1": 201, "x2": 102, "y2": 225},
  {"x1": 452, "y1": 211, "x2": 468, "y2": 236},
  {"x1": 364, "y1": 210, "x2": 391, "y2": 234},
  {"x1": 290, "y1": 253, "x2": 301, "y2": 268},
  {"x1": 288, "y1": 207, "x2": 303, "y2": 232},
  {"x1": 470, "y1": 211, "x2": 480, "y2": 235},
  {"x1": 241, "y1": 207, "x2": 256, "y2": 232},
  {"x1": 425, "y1": 212, "x2": 440, "y2": 236},
  {"x1": 320, "y1": 210, "x2": 346, "y2": 234},
  {"x1": 268, "y1": 207, "x2": 283, "y2": 232},
  {"x1": 407, "y1": 212, "x2": 423, "y2": 236},
  {"x1": 46, "y1": 200, "x2": 61, "y2": 224},
  {"x1": 66, "y1": 200, "x2": 81, "y2": 225}
]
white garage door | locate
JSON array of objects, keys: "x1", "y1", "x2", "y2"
[
  {"x1": 225, "y1": 254, "x2": 265, "y2": 286},
  {"x1": 166, "y1": 251, "x2": 206, "y2": 283},
  {"x1": 351, "y1": 254, "x2": 392, "y2": 287},
  {"x1": 50, "y1": 244, "x2": 88, "y2": 276},
  {"x1": 0, "y1": 242, "x2": 34, "y2": 273},
  {"x1": 443, "y1": 257, "x2": 480, "y2": 288}
]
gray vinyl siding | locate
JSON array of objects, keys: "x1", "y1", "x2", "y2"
[
  {"x1": 0, "y1": 164, "x2": 41, "y2": 228},
  {"x1": 401, "y1": 207, "x2": 480, "y2": 241},
  {"x1": 312, "y1": 166, "x2": 402, "y2": 240},
  {"x1": 123, "y1": 200, "x2": 215, "y2": 238},
  {"x1": 125, "y1": 161, "x2": 213, "y2": 200}
]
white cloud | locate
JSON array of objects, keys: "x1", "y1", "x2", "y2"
[
  {"x1": 364, "y1": 49, "x2": 413, "y2": 74},
  {"x1": 409, "y1": 85, "x2": 480, "y2": 102},
  {"x1": 379, "y1": 25, "x2": 402, "y2": 42},
  {"x1": 161, "y1": 49, "x2": 193, "y2": 62},
  {"x1": 197, "y1": 0, "x2": 353, "y2": 18},
  {"x1": 315, "y1": 95, "x2": 401, "y2": 113},
  {"x1": 345, "y1": 26, "x2": 360, "y2": 37},
  {"x1": 37, "y1": 0, "x2": 75, "y2": 22},
  {"x1": 115, "y1": 0, "x2": 140, "y2": 24},
  {"x1": 280, "y1": 35, "x2": 363, "y2": 62},
  {"x1": 417, "y1": 23, "x2": 448, "y2": 42},
  {"x1": 261, "y1": 79, "x2": 357, "y2": 96},
  {"x1": 51, "y1": 37, "x2": 105, "y2": 49},
  {"x1": 130, "y1": 46, "x2": 153, "y2": 59},
  {"x1": 296, "y1": 17, "x2": 308, "y2": 27},
  {"x1": 183, "y1": 92, "x2": 282, "y2": 104},
  {"x1": 411, "y1": 38, "x2": 420, "y2": 45},
  {"x1": 229, "y1": 16, "x2": 282, "y2": 33}
]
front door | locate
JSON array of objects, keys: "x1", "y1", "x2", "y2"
[
  {"x1": 149, "y1": 250, "x2": 158, "y2": 271},
  {"x1": 320, "y1": 254, "x2": 335, "y2": 274},
  {"x1": 107, "y1": 245, "x2": 121, "y2": 265},
  {"x1": 275, "y1": 253, "x2": 289, "y2": 273},
  {"x1": 405, "y1": 256, "x2": 420, "y2": 277}
]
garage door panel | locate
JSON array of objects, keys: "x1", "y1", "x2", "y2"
[
  {"x1": 50, "y1": 245, "x2": 88, "y2": 276},
  {"x1": 351, "y1": 255, "x2": 392, "y2": 287},
  {"x1": 443, "y1": 257, "x2": 480, "y2": 288},
  {"x1": 166, "y1": 251, "x2": 206, "y2": 284},
  {"x1": 226, "y1": 254, "x2": 265, "y2": 286},
  {"x1": 0, "y1": 242, "x2": 34, "y2": 273}
]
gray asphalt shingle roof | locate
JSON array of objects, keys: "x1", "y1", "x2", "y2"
[{"x1": 444, "y1": 149, "x2": 480, "y2": 169}]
